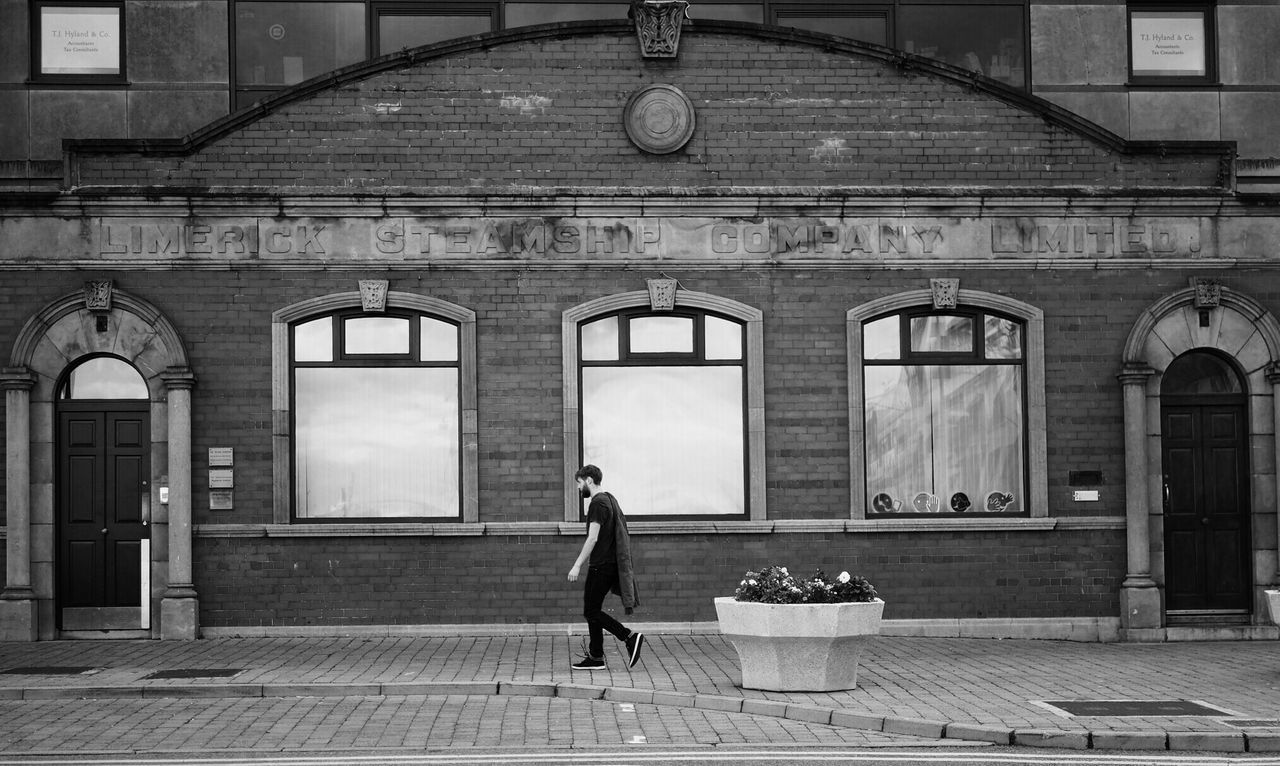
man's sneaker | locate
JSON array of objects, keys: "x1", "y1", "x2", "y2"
[
  {"x1": 625, "y1": 632, "x2": 645, "y2": 668},
  {"x1": 571, "y1": 656, "x2": 605, "y2": 670}
]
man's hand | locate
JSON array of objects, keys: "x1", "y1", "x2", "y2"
[{"x1": 568, "y1": 565, "x2": 581, "y2": 582}]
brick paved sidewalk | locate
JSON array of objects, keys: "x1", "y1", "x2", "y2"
[{"x1": 1, "y1": 633, "x2": 1279, "y2": 753}]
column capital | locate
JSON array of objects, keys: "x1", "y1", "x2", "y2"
[
  {"x1": 160, "y1": 366, "x2": 197, "y2": 390},
  {"x1": 1266, "y1": 362, "x2": 1280, "y2": 385},
  {"x1": 1117, "y1": 365, "x2": 1155, "y2": 387},
  {"x1": 0, "y1": 367, "x2": 36, "y2": 392}
]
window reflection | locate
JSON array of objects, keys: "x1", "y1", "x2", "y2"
[
  {"x1": 863, "y1": 315, "x2": 900, "y2": 360},
  {"x1": 910, "y1": 315, "x2": 973, "y2": 353},
  {"x1": 583, "y1": 366, "x2": 744, "y2": 516},
  {"x1": 60, "y1": 356, "x2": 148, "y2": 399},
  {"x1": 776, "y1": 12, "x2": 889, "y2": 45},
  {"x1": 294, "y1": 317, "x2": 333, "y2": 362},
  {"x1": 581, "y1": 316, "x2": 619, "y2": 361},
  {"x1": 295, "y1": 367, "x2": 459, "y2": 518},
  {"x1": 344, "y1": 316, "x2": 410, "y2": 355},
  {"x1": 376, "y1": 12, "x2": 494, "y2": 54},
  {"x1": 629, "y1": 316, "x2": 694, "y2": 354},
  {"x1": 900, "y1": 4, "x2": 1026, "y2": 88},
  {"x1": 235, "y1": 2, "x2": 364, "y2": 86}
]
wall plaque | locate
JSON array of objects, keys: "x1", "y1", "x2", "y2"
[
  {"x1": 624, "y1": 84, "x2": 695, "y2": 155},
  {"x1": 209, "y1": 447, "x2": 234, "y2": 466},
  {"x1": 209, "y1": 490, "x2": 234, "y2": 511},
  {"x1": 209, "y1": 469, "x2": 234, "y2": 489}
]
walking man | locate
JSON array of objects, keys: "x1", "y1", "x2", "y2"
[{"x1": 567, "y1": 464, "x2": 644, "y2": 670}]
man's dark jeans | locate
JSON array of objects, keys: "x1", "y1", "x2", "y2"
[{"x1": 583, "y1": 565, "x2": 630, "y2": 658}]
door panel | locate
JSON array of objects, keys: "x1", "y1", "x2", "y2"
[
  {"x1": 57, "y1": 404, "x2": 150, "y2": 626},
  {"x1": 1161, "y1": 404, "x2": 1250, "y2": 612}
]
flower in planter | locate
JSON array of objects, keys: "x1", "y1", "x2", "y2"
[{"x1": 734, "y1": 565, "x2": 877, "y2": 604}]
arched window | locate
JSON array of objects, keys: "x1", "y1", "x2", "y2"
[
  {"x1": 861, "y1": 307, "x2": 1026, "y2": 515},
  {"x1": 849, "y1": 289, "x2": 1047, "y2": 520},
  {"x1": 578, "y1": 307, "x2": 748, "y2": 518},
  {"x1": 58, "y1": 355, "x2": 148, "y2": 400},
  {"x1": 289, "y1": 308, "x2": 462, "y2": 520}
]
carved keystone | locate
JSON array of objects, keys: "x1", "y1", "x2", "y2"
[
  {"x1": 930, "y1": 278, "x2": 959, "y2": 310},
  {"x1": 1190, "y1": 277, "x2": 1222, "y2": 308},
  {"x1": 630, "y1": 0, "x2": 689, "y2": 58},
  {"x1": 359, "y1": 280, "x2": 389, "y2": 312},
  {"x1": 84, "y1": 280, "x2": 113, "y2": 312},
  {"x1": 647, "y1": 277, "x2": 678, "y2": 311}
]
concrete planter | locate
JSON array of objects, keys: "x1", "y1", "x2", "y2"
[
  {"x1": 714, "y1": 596, "x2": 884, "y2": 692},
  {"x1": 1266, "y1": 590, "x2": 1280, "y2": 626}
]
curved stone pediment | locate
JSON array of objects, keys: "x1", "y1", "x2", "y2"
[{"x1": 65, "y1": 20, "x2": 1233, "y2": 194}]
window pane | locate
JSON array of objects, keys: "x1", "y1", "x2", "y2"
[
  {"x1": 863, "y1": 315, "x2": 900, "y2": 360},
  {"x1": 984, "y1": 315, "x2": 1022, "y2": 359},
  {"x1": 505, "y1": 3, "x2": 627, "y2": 25},
  {"x1": 581, "y1": 316, "x2": 619, "y2": 361},
  {"x1": 295, "y1": 367, "x2": 459, "y2": 518},
  {"x1": 900, "y1": 4, "x2": 1026, "y2": 88},
  {"x1": 294, "y1": 317, "x2": 333, "y2": 362},
  {"x1": 629, "y1": 316, "x2": 694, "y2": 354},
  {"x1": 910, "y1": 315, "x2": 973, "y2": 353},
  {"x1": 776, "y1": 13, "x2": 889, "y2": 46},
  {"x1": 61, "y1": 357, "x2": 148, "y2": 399},
  {"x1": 1130, "y1": 11, "x2": 1207, "y2": 77},
  {"x1": 40, "y1": 5, "x2": 122, "y2": 75},
  {"x1": 694, "y1": 4, "x2": 762, "y2": 22},
  {"x1": 344, "y1": 316, "x2": 410, "y2": 355},
  {"x1": 1163, "y1": 352, "x2": 1243, "y2": 395},
  {"x1": 865, "y1": 365, "x2": 1024, "y2": 514},
  {"x1": 705, "y1": 316, "x2": 742, "y2": 360},
  {"x1": 377, "y1": 14, "x2": 494, "y2": 54},
  {"x1": 583, "y1": 366, "x2": 744, "y2": 516},
  {"x1": 421, "y1": 317, "x2": 458, "y2": 362},
  {"x1": 235, "y1": 2, "x2": 364, "y2": 86}
]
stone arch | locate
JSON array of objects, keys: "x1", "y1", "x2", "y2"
[
  {"x1": 1117, "y1": 286, "x2": 1280, "y2": 639},
  {"x1": 561, "y1": 289, "x2": 765, "y2": 522},
  {"x1": 1, "y1": 287, "x2": 196, "y2": 641}
]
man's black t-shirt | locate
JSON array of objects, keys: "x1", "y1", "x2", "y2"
[{"x1": 586, "y1": 492, "x2": 618, "y2": 569}]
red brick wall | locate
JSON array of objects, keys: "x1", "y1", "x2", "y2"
[
  {"x1": 70, "y1": 24, "x2": 1223, "y2": 190},
  {"x1": 6, "y1": 266, "x2": 1260, "y2": 625}
]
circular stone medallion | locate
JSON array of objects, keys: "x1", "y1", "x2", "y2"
[{"x1": 624, "y1": 84, "x2": 695, "y2": 155}]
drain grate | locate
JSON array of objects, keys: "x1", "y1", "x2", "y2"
[
  {"x1": 1, "y1": 666, "x2": 97, "y2": 675},
  {"x1": 142, "y1": 668, "x2": 243, "y2": 680},
  {"x1": 1042, "y1": 699, "x2": 1233, "y2": 717}
]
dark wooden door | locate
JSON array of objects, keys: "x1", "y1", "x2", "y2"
[
  {"x1": 1161, "y1": 404, "x2": 1251, "y2": 612},
  {"x1": 57, "y1": 404, "x2": 150, "y2": 621}
]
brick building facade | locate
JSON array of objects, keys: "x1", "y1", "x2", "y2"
[{"x1": 2, "y1": 12, "x2": 1279, "y2": 642}]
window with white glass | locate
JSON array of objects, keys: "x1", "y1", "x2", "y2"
[
  {"x1": 860, "y1": 307, "x2": 1028, "y2": 516},
  {"x1": 290, "y1": 309, "x2": 462, "y2": 520},
  {"x1": 578, "y1": 308, "x2": 748, "y2": 519}
]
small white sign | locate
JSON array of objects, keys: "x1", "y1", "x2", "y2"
[
  {"x1": 210, "y1": 489, "x2": 234, "y2": 510},
  {"x1": 1073, "y1": 490, "x2": 1100, "y2": 502},
  {"x1": 209, "y1": 447, "x2": 234, "y2": 466},
  {"x1": 209, "y1": 469, "x2": 235, "y2": 489},
  {"x1": 1131, "y1": 11, "x2": 1206, "y2": 77},
  {"x1": 40, "y1": 6, "x2": 122, "y2": 75}
]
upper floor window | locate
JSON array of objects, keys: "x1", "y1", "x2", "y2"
[
  {"x1": 1127, "y1": 2, "x2": 1216, "y2": 85},
  {"x1": 578, "y1": 308, "x2": 748, "y2": 519},
  {"x1": 291, "y1": 308, "x2": 462, "y2": 520},
  {"x1": 31, "y1": 0, "x2": 126, "y2": 84},
  {"x1": 860, "y1": 306, "x2": 1029, "y2": 517}
]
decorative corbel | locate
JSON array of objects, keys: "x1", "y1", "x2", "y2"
[{"x1": 1190, "y1": 277, "x2": 1222, "y2": 309}]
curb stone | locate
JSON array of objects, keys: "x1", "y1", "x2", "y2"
[{"x1": 4, "y1": 681, "x2": 1269, "y2": 753}]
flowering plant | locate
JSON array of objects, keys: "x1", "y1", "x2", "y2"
[{"x1": 734, "y1": 565, "x2": 878, "y2": 604}]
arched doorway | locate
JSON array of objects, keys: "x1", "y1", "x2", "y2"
[
  {"x1": 55, "y1": 355, "x2": 152, "y2": 632},
  {"x1": 1159, "y1": 351, "x2": 1251, "y2": 619}
]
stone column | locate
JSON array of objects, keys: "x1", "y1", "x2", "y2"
[
  {"x1": 1269, "y1": 365, "x2": 1280, "y2": 586},
  {"x1": 1118, "y1": 365, "x2": 1161, "y2": 636},
  {"x1": 0, "y1": 368, "x2": 38, "y2": 640},
  {"x1": 160, "y1": 367, "x2": 198, "y2": 639}
]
